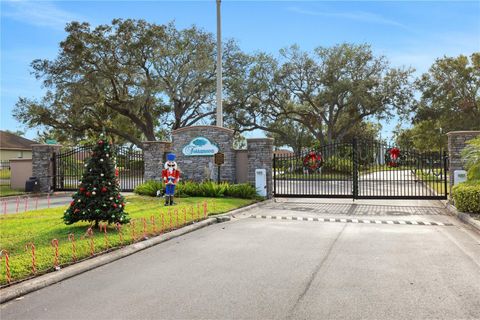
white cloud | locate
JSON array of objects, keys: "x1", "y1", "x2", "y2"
[
  {"x1": 287, "y1": 6, "x2": 409, "y2": 30},
  {"x1": 2, "y1": 0, "x2": 82, "y2": 30}
]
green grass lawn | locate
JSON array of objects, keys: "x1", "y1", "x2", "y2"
[
  {"x1": 0, "y1": 185, "x2": 25, "y2": 197},
  {"x1": 0, "y1": 195, "x2": 256, "y2": 285}
]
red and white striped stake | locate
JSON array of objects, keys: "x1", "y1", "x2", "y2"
[
  {"x1": 169, "y1": 209, "x2": 173, "y2": 231},
  {"x1": 161, "y1": 213, "x2": 165, "y2": 233},
  {"x1": 197, "y1": 203, "x2": 200, "y2": 221},
  {"x1": 150, "y1": 215, "x2": 156, "y2": 233},
  {"x1": 131, "y1": 220, "x2": 136, "y2": 241},
  {"x1": 204, "y1": 201, "x2": 208, "y2": 219},
  {"x1": 1, "y1": 250, "x2": 11, "y2": 284},
  {"x1": 102, "y1": 224, "x2": 109, "y2": 248},
  {"x1": 190, "y1": 206, "x2": 195, "y2": 222},
  {"x1": 47, "y1": 194, "x2": 51, "y2": 208},
  {"x1": 116, "y1": 223, "x2": 124, "y2": 246},
  {"x1": 24, "y1": 197, "x2": 28, "y2": 212},
  {"x1": 68, "y1": 233, "x2": 77, "y2": 262},
  {"x1": 25, "y1": 243, "x2": 37, "y2": 274},
  {"x1": 87, "y1": 227, "x2": 94, "y2": 256},
  {"x1": 15, "y1": 197, "x2": 20, "y2": 213},
  {"x1": 175, "y1": 209, "x2": 179, "y2": 228},
  {"x1": 51, "y1": 239, "x2": 60, "y2": 270},
  {"x1": 3, "y1": 200, "x2": 6, "y2": 215},
  {"x1": 142, "y1": 217, "x2": 147, "y2": 239},
  {"x1": 35, "y1": 197, "x2": 39, "y2": 210},
  {"x1": 183, "y1": 208, "x2": 187, "y2": 225}
]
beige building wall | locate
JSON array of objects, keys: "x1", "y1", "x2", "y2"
[
  {"x1": 0, "y1": 149, "x2": 32, "y2": 161},
  {"x1": 235, "y1": 150, "x2": 248, "y2": 183},
  {"x1": 10, "y1": 159, "x2": 33, "y2": 190}
]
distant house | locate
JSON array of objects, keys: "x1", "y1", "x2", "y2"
[
  {"x1": 273, "y1": 149, "x2": 295, "y2": 156},
  {"x1": 0, "y1": 131, "x2": 36, "y2": 161}
]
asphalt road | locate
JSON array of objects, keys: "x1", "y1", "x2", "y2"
[{"x1": 1, "y1": 199, "x2": 479, "y2": 319}]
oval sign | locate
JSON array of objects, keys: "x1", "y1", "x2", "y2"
[{"x1": 182, "y1": 137, "x2": 219, "y2": 156}]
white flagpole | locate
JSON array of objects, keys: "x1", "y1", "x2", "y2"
[{"x1": 216, "y1": 0, "x2": 223, "y2": 127}]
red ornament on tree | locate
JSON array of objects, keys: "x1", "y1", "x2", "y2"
[
  {"x1": 101, "y1": 187, "x2": 107, "y2": 193},
  {"x1": 113, "y1": 203, "x2": 118, "y2": 208},
  {"x1": 70, "y1": 201, "x2": 74, "y2": 206},
  {"x1": 98, "y1": 140, "x2": 104, "y2": 145},
  {"x1": 79, "y1": 187, "x2": 85, "y2": 193},
  {"x1": 74, "y1": 209, "x2": 80, "y2": 213},
  {"x1": 86, "y1": 192, "x2": 91, "y2": 197}
]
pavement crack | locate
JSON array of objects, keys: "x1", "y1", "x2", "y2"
[{"x1": 286, "y1": 223, "x2": 348, "y2": 319}]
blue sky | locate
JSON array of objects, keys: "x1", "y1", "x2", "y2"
[{"x1": 1, "y1": 0, "x2": 479, "y2": 141}]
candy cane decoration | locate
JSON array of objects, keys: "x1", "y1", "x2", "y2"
[
  {"x1": 102, "y1": 224, "x2": 109, "y2": 248},
  {"x1": 204, "y1": 201, "x2": 208, "y2": 219},
  {"x1": 169, "y1": 209, "x2": 173, "y2": 231},
  {"x1": 15, "y1": 197, "x2": 20, "y2": 213},
  {"x1": 175, "y1": 208, "x2": 179, "y2": 228},
  {"x1": 161, "y1": 212, "x2": 165, "y2": 233},
  {"x1": 35, "y1": 197, "x2": 39, "y2": 210},
  {"x1": 1, "y1": 250, "x2": 11, "y2": 284},
  {"x1": 68, "y1": 233, "x2": 77, "y2": 262},
  {"x1": 24, "y1": 197, "x2": 28, "y2": 212},
  {"x1": 183, "y1": 208, "x2": 187, "y2": 225},
  {"x1": 51, "y1": 239, "x2": 60, "y2": 270},
  {"x1": 131, "y1": 220, "x2": 136, "y2": 241},
  {"x1": 87, "y1": 227, "x2": 94, "y2": 256},
  {"x1": 197, "y1": 203, "x2": 200, "y2": 221},
  {"x1": 25, "y1": 243, "x2": 37, "y2": 274},
  {"x1": 116, "y1": 223, "x2": 124, "y2": 246},
  {"x1": 142, "y1": 217, "x2": 147, "y2": 239},
  {"x1": 150, "y1": 215, "x2": 157, "y2": 233},
  {"x1": 190, "y1": 206, "x2": 195, "y2": 222}
]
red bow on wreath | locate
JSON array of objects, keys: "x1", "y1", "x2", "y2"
[{"x1": 389, "y1": 147, "x2": 400, "y2": 160}]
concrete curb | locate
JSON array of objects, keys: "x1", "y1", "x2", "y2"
[
  {"x1": 442, "y1": 201, "x2": 480, "y2": 232},
  {"x1": 0, "y1": 199, "x2": 270, "y2": 304}
]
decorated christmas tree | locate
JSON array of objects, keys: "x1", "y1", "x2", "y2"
[{"x1": 63, "y1": 136, "x2": 130, "y2": 227}]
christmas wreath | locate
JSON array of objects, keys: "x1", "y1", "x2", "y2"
[
  {"x1": 303, "y1": 151, "x2": 323, "y2": 172},
  {"x1": 385, "y1": 147, "x2": 401, "y2": 167}
]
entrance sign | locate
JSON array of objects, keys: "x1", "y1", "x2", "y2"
[{"x1": 182, "y1": 137, "x2": 219, "y2": 156}]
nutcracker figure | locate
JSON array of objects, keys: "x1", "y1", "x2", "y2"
[{"x1": 162, "y1": 153, "x2": 180, "y2": 206}]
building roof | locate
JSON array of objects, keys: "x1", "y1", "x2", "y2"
[
  {"x1": 274, "y1": 149, "x2": 294, "y2": 155},
  {"x1": 0, "y1": 131, "x2": 36, "y2": 150}
]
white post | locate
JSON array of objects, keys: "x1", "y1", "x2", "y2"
[{"x1": 216, "y1": 0, "x2": 223, "y2": 127}]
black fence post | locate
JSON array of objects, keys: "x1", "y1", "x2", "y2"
[
  {"x1": 443, "y1": 151, "x2": 448, "y2": 199},
  {"x1": 352, "y1": 139, "x2": 358, "y2": 199}
]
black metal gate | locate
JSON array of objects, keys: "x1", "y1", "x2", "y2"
[
  {"x1": 53, "y1": 145, "x2": 144, "y2": 192},
  {"x1": 273, "y1": 139, "x2": 448, "y2": 199}
]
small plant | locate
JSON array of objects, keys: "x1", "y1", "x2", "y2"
[
  {"x1": 134, "y1": 180, "x2": 164, "y2": 197},
  {"x1": 452, "y1": 181, "x2": 480, "y2": 214}
]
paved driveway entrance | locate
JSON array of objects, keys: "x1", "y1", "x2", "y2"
[{"x1": 1, "y1": 199, "x2": 479, "y2": 319}]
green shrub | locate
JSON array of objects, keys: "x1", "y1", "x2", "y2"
[
  {"x1": 134, "y1": 180, "x2": 258, "y2": 199},
  {"x1": 452, "y1": 181, "x2": 480, "y2": 213},
  {"x1": 225, "y1": 183, "x2": 257, "y2": 199},
  {"x1": 134, "y1": 180, "x2": 164, "y2": 197}
]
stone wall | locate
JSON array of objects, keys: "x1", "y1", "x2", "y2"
[
  {"x1": 143, "y1": 141, "x2": 172, "y2": 181},
  {"x1": 447, "y1": 131, "x2": 480, "y2": 195},
  {"x1": 32, "y1": 144, "x2": 61, "y2": 192},
  {"x1": 247, "y1": 138, "x2": 274, "y2": 198},
  {"x1": 172, "y1": 126, "x2": 236, "y2": 183}
]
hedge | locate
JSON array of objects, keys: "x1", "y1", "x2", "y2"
[
  {"x1": 134, "y1": 180, "x2": 258, "y2": 199},
  {"x1": 452, "y1": 181, "x2": 480, "y2": 214}
]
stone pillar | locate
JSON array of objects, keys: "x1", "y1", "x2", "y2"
[
  {"x1": 447, "y1": 131, "x2": 480, "y2": 195},
  {"x1": 32, "y1": 144, "x2": 61, "y2": 192},
  {"x1": 247, "y1": 138, "x2": 274, "y2": 198},
  {"x1": 143, "y1": 141, "x2": 172, "y2": 181},
  {"x1": 172, "y1": 126, "x2": 236, "y2": 183}
]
